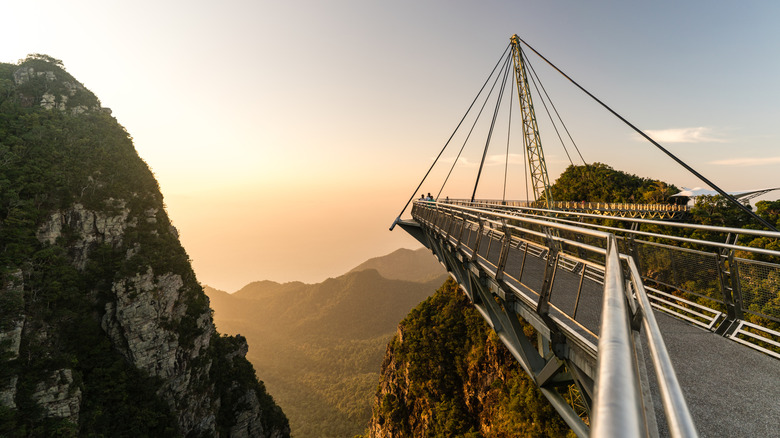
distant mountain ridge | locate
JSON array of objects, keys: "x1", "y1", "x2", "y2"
[
  {"x1": 348, "y1": 247, "x2": 444, "y2": 282},
  {"x1": 205, "y1": 248, "x2": 447, "y2": 437},
  {"x1": 209, "y1": 268, "x2": 446, "y2": 341},
  {"x1": 232, "y1": 280, "x2": 308, "y2": 300}
]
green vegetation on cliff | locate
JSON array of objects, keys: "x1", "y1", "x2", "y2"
[
  {"x1": 367, "y1": 278, "x2": 572, "y2": 437},
  {"x1": 0, "y1": 55, "x2": 288, "y2": 436},
  {"x1": 0, "y1": 55, "x2": 178, "y2": 436},
  {"x1": 550, "y1": 162, "x2": 677, "y2": 204}
]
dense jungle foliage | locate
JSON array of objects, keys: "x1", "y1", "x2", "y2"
[
  {"x1": 0, "y1": 54, "x2": 182, "y2": 436},
  {"x1": 367, "y1": 278, "x2": 573, "y2": 438},
  {"x1": 550, "y1": 162, "x2": 678, "y2": 204},
  {"x1": 0, "y1": 55, "x2": 287, "y2": 436}
]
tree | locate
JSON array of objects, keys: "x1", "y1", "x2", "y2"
[{"x1": 21, "y1": 54, "x2": 65, "y2": 69}]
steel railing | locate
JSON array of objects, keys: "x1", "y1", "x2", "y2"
[
  {"x1": 441, "y1": 198, "x2": 689, "y2": 219},
  {"x1": 434, "y1": 200, "x2": 780, "y2": 343},
  {"x1": 409, "y1": 200, "x2": 699, "y2": 437}
]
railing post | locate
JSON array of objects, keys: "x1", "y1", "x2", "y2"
[
  {"x1": 626, "y1": 222, "x2": 642, "y2": 274},
  {"x1": 496, "y1": 219, "x2": 512, "y2": 282},
  {"x1": 536, "y1": 227, "x2": 559, "y2": 318},
  {"x1": 456, "y1": 213, "x2": 466, "y2": 249},
  {"x1": 471, "y1": 219, "x2": 485, "y2": 261},
  {"x1": 444, "y1": 213, "x2": 453, "y2": 242},
  {"x1": 715, "y1": 233, "x2": 744, "y2": 335}
]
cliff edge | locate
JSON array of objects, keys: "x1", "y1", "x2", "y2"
[
  {"x1": 0, "y1": 54, "x2": 288, "y2": 437},
  {"x1": 365, "y1": 278, "x2": 572, "y2": 438}
]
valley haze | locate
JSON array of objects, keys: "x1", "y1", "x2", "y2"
[{"x1": 205, "y1": 247, "x2": 448, "y2": 437}]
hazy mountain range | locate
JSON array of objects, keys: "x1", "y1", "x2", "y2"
[{"x1": 205, "y1": 248, "x2": 448, "y2": 437}]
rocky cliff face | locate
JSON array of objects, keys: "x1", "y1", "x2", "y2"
[
  {"x1": 365, "y1": 278, "x2": 571, "y2": 438},
  {"x1": 0, "y1": 55, "x2": 288, "y2": 437}
]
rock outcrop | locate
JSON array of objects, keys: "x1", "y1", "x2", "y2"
[
  {"x1": 0, "y1": 55, "x2": 288, "y2": 437},
  {"x1": 30, "y1": 369, "x2": 82, "y2": 424},
  {"x1": 0, "y1": 270, "x2": 25, "y2": 410}
]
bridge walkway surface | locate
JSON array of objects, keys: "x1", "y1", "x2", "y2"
[
  {"x1": 397, "y1": 200, "x2": 780, "y2": 437},
  {"x1": 648, "y1": 312, "x2": 780, "y2": 437}
]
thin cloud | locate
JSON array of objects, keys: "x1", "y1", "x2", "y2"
[
  {"x1": 640, "y1": 127, "x2": 726, "y2": 143},
  {"x1": 710, "y1": 156, "x2": 780, "y2": 166}
]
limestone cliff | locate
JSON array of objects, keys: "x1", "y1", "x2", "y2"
[
  {"x1": 365, "y1": 278, "x2": 572, "y2": 438},
  {"x1": 0, "y1": 54, "x2": 288, "y2": 437}
]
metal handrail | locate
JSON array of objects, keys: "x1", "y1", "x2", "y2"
[
  {"x1": 537, "y1": 213, "x2": 780, "y2": 258},
  {"x1": 412, "y1": 200, "x2": 699, "y2": 436},
  {"x1": 591, "y1": 235, "x2": 645, "y2": 437},
  {"x1": 625, "y1": 256, "x2": 699, "y2": 437},
  {"x1": 420, "y1": 201, "x2": 613, "y2": 242},
  {"x1": 445, "y1": 199, "x2": 780, "y2": 241}
]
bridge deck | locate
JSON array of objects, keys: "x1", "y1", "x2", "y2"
[
  {"x1": 406, "y1": 201, "x2": 780, "y2": 436},
  {"x1": 650, "y1": 311, "x2": 780, "y2": 438}
]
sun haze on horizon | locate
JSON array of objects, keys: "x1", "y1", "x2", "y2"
[{"x1": 2, "y1": 1, "x2": 779, "y2": 291}]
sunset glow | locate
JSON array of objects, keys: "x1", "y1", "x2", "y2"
[{"x1": 3, "y1": 1, "x2": 779, "y2": 290}]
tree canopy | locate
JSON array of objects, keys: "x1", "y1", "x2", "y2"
[{"x1": 550, "y1": 162, "x2": 678, "y2": 204}]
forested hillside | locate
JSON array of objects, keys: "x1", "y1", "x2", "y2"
[
  {"x1": 550, "y1": 162, "x2": 678, "y2": 203},
  {"x1": 365, "y1": 278, "x2": 573, "y2": 438},
  {"x1": 206, "y1": 250, "x2": 447, "y2": 437},
  {"x1": 0, "y1": 55, "x2": 288, "y2": 437}
]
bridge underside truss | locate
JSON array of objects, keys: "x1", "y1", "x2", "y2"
[{"x1": 406, "y1": 218, "x2": 595, "y2": 435}]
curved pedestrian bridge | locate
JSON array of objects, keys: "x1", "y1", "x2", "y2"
[{"x1": 394, "y1": 200, "x2": 780, "y2": 437}]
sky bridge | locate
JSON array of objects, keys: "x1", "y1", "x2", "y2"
[
  {"x1": 394, "y1": 201, "x2": 780, "y2": 437},
  {"x1": 390, "y1": 34, "x2": 780, "y2": 437}
]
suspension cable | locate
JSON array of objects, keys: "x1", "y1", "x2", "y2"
[
  {"x1": 472, "y1": 53, "x2": 514, "y2": 202},
  {"x1": 436, "y1": 51, "x2": 513, "y2": 200},
  {"x1": 390, "y1": 43, "x2": 511, "y2": 230},
  {"x1": 515, "y1": 36, "x2": 777, "y2": 232},
  {"x1": 503, "y1": 68, "x2": 514, "y2": 202}
]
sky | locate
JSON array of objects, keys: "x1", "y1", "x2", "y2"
[{"x1": 2, "y1": 1, "x2": 779, "y2": 291}]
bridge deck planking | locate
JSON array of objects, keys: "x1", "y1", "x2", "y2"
[{"x1": 647, "y1": 311, "x2": 780, "y2": 438}]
